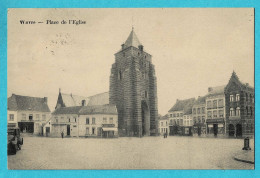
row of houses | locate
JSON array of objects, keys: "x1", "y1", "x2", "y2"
[
  {"x1": 7, "y1": 89, "x2": 119, "y2": 138},
  {"x1": 158, "y1": 71, "x2": 254, "y2": 138}
]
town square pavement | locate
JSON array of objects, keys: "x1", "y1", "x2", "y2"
[{"x1": 8, "y1": 135, "x2": 254, "y2": 169}]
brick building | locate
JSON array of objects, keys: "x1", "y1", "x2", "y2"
[
  {"x1": 192, "y1": 96, "x2": 206, "y2": 136},
  {"x1": 224, "y1": 71, "x2": 254, "y2": 138},
  {"x1": 109, "y1": 28, "x2": 158, "y2": 137}
]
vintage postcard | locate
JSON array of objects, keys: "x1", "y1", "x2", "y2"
[{"x1": 7, "y1": 8, "x2": 254, "y2": 170}]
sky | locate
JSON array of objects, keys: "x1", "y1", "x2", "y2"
[{"x1": 8, "y1": 8, "x2": 254, "y2": 115}]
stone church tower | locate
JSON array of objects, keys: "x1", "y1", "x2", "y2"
[{"x1": 109, "y1": 28, "x2": 158, "y2": 137}]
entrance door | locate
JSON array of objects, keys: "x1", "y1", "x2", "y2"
[
  {"x1": 236, "y1": 124, "x2": 242, "y2": 137},
  {"x1": 213, "y1": 124, "x2": 218, "y2": 136},
  {"x1": 67, "y1": 125, "x2": 70, "y2": 136},
  {"x1": 229, "y1": 124, "x2": 235, "y2": 136},
  {"x1": 141, "y1": 101, "x2": 150, "y2": 136},
  {"x1": 198, "y1": 127, "x2": 201, "y2": 136}
]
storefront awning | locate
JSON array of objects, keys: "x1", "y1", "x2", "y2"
[{"x1": 102, "y1": 127, "x2": 118, "y2": 131}]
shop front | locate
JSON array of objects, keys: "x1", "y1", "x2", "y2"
[
  {"x1": 193, "y1": 123, "x2": 206, "y2": 136},
  {"x1": 102, "y1": 124, "x2": 118, "y2": 138},
  {"x1": 206, "y1": 118, "x2": 225, "y2": 136}
]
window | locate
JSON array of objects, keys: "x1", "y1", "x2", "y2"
[
  {"x1": 173, "y1": 113, "x2": 176, "y2": 117},
  {"x1": 29, "y1": 114, "x2": 33, "y2": 121},
  {"x1": 170, "y1": 114, "x2": 173, "y2": 117},
  {"x1": 61, "y1": 117, "x2": 64, "y2": 122},
  {"x1": 218, "y1": 99, "x2": 224, "y2": 107},
  {"x1": 213, "y1": 100, "x2": 217, "y2": 109},
  {"x1": 202, "y1": 107, "x2": 205, "y2": 114},
  {"x1": 230, "y1": 108, "x2": 234, "y2": 116},
  {"x1": 197, "y1": 108, "x2": 200, "y2": 114},
  {"x1": 103, "y1": 117, "x2": 107, "y2": 124},
  {"x1": 236, "y1": 107, "x2": 240, "y2": 116},
  {"x1": 236, "y1": 94, "x2": 240, "y2": 101},
  {"x1": 9, "y1": 114, "x2": 14, "y2": 121},
  {"x1": 92, "y1": 118, "x2": 95, "y2": 124},
  {"x1": 246, "y1": 106, "x2": 249, "y2": 115},
  {"x1": 118, "y1": 70, "x2": 122, "y2": 80},
  {"x1": 230, "y1": 95, "x2": 234, "y2": 102},
  {"x1": 161, "y1": 128, "x2": 163, "y2": 133},
  {"x1": 161, "y1": 122, "x2": 163, "y2": 126},
  {"x1": 170, "y1": 119, "x2": 173, "y2": 125},
  {"x1": 86, "y1": 128, "x2": 89, "y2": 135},
  {"x1": 86, "y1": 118, "x2": 89, "y2": 124},
  {"x1": 207, "y1": 101, "x2": 212, "y2": 108},
  {"x1": 74, "y1": 117, "x2": 77, "y2": 122},
  {"x1": 22, "y1": 114, "x2": 26, "y2": 120},
  {"x1": 250, "y1": 107, "x2": 253, "y2": 116},
  {"x1": 198, "y1": 116, "x2": 201, "y2": 123},
  {"x1": 177, "y1": 113, "x2": 179, "y2": 117},
  {"x1": 180, "y1": 113, "x2": 183, "y2": 117},
  {"x1": 166, "y1": 121, "x2": 168, "y2": 126},
  {"x1": 213, "y1": 111, "x2": 217, "y2": 118},
  {"x1": 92, "y1": 128, "x2": 95, "y2": 135},
  {"x1": 193, "y1": 108, "x2": 196, "y2": 114},
  {"x1": 202, "y1": 116, "x2": 205, "y2": 123},
  {"x1": 177, "y1": 119, "x2": 179, "y2": 125},
  {"x1": 219, "y1": 110, "x2": 224, "y2": 118},
  {"x1": 36, "y1": 114, "x2": 40, "y2": 120},
  {"x1": 109, "y1": 117, "x2": 113, "y2": 124},
  {"x1": 207, "y1": 111, "x2": 212, "y2": 119},
  {"x1": 42, "y1": 114, "x2": 46, "y2": 120},
  {"x1": 246, "y1": 93, "x2": 248, "y2": 101}
]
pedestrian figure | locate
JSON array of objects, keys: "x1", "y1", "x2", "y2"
[{"x1": 61, "y1": 131, "x2": 64, "y2": 139}]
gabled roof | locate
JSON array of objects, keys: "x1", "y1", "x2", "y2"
[
  {"x1": 158, "y1": 114, "x2": 168, "y2": 120},
  {"x1": 168, "y1": 98, "x2": 196, "y2": 115},
  {"x1": 79, "y1": 104, "x2": 117, "y2": 115},
  {"x1": 8, "y1": 94, "x2": 50, "y2": 112},
  {"x1": 225, "y1": 71, "x2": 254, "y2": 92},
  {"x1": 124, "y1": 28, "x2": 142, "y2": 49},
  {"x1": 57, "y1": 90, "x2": 109, "y2": 108}
]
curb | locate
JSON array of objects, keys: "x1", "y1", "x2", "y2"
[{"x1": 233, "y1": 157, "x2": 254, "y2": 164}]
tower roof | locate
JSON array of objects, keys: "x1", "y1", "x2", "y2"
[{"x1": 124, "y1": 28, "x2": 142, "y2": 48}]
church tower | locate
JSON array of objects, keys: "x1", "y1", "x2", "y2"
[{"x1": 109, "y1": 28, "x2": 158, "y2": 137}]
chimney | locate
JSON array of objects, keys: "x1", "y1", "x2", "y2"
[
  {"x1": 138, "y1": 45, "x2": 143, "y2": 51},
  {"x1": 44, "y1": 97, "x2": 48, "y2": 104},
  {"x1": 208, "y1": 87, "x2": 213, "y2": 92},
  {"x1": 121, "y1": 44, "x2": 125, "y2": 50},
  {"x1": 59, "y1": 88, "x2": 61, "y2": 93},
  {"x1": 82, "y1": 100, "x2": 86, "y2": 106}
]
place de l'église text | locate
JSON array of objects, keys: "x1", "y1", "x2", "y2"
[{"x1": 20, "y1": 20, "x2": 86, "y2": 25}]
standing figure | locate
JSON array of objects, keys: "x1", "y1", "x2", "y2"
[{"x1": 61, "y1": 131, "x2": 64, "y2": 139}]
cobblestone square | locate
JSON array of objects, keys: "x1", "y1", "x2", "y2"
[{"x1": 8, "y1": 135, "x2": 254, "y2": 170}]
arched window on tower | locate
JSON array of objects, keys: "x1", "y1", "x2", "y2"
[
  {"x1": 246, "y1": 106, "x2": 248, "y2": 115},
  {"x1": 250, "y1": 107, "x2": 253, "y2": 116},
  {"x1": 236, "y1": 107, "x2": 240, "y2": 116},
  {"x1": 118, "y1": 70, "x2": 122, "y2": 80},
  {"x1": 145, "y1": 91, "x2": 148, "y2": 98}
]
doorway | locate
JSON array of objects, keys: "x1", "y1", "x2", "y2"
[
  {"x1": 213, "y1": 124, "x2": 218, "y2": 136},
  {"x1": 67, "y1": 125, "x2": 70, "y2": 136},
  {"x1": 229, "y1": 124, "x2": 235, "y2": 136},
  {"x1": 141, "y1": 101, "x2": 150, "y2": 136},
  {"x1": 236, "y1": 124, "x2": 242, "y2": 137}
]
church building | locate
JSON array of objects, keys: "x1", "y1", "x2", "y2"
[{"x1": 109, "y1": 28, "x2": 158, "y2": 137}]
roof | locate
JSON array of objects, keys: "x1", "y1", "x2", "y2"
[
  {"x1": 158, "y1": 114, "x2": 168, "y2": 120},
  {"x1": 124, "y1": 28, "x2": 142, "y2": 49},
  {"x1": 58, "y1": 91, "x2": 109, "y2": 108},
  {"x1": 87, "y1": 92, "x2": 109, "y2": 106},
  {"x1": 8, "y1": 94, "x2": 50, "y2": 112},
  {"x1": 52, "y1": 106, "x2": 83, "y2": 115},
  {"x1": 168, "y1": 98, "x2": 195, "y2": 115},
  {"x1": 225, "y1": 71, "x2": 254, "y2": 91},
  {"x1": 79, "y1": 104, "x2": 117, "y2": 115},
  {"x1": 207, "y1": 85, "x2": 225, "y2": 97},
  {"x1": 193, "y1": 96, "x2": 206, "y2": 106},
  {"x1": 60, "y1": 93, "x2": 89, "y2": 107}
]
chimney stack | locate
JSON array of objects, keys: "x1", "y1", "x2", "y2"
[
  {"x1": 44, "y1": 97, "x2": 48, "y2": 104},
  {"x1": 208, "y1": 87, "x2": 213, "y2": 92},
  {"x1": 82, "y1": 100, "x2": 86, "y2": 106},
  {"x1": 121, "y1": 44, "x2": 125, "y2": 50}
]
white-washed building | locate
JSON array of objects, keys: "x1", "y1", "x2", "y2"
[
  {"x1": 7, "y1": 94, "x2": 51, "y2": 135},
  {"x1": 158, "y1": 115, "x2": 169, "y2": 136}
]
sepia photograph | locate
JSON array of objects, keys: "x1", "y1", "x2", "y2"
[{"x1": 7, "y1": 8, "x2": 254, "y2": 170}]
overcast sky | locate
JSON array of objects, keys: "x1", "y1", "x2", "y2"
[{"x1": 8, "y1": 8, "x2": 254, "y2": 115}]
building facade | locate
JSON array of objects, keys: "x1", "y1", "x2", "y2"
[
  {"x1": 168, "y1": 98, "x2": 195, "y2": 136},
  {"x1": 109, "y1": 28, "x2": 158, "y2": 137},
  {"x1": 50, "y1": 104, "x2": 118, "y2": 138},
  {"x1": 192, "y1": 96, "x2": 206, "y2": 136},
  {"x1": 158, "y1": 115, "x2": 169, "y2": 136},
  {"x1": 7, "y1": 94, "x2": 51, "y2": 135},
  {"x1": 205, "y1": 86, "x2": 226, "y2": 136},
  {"x1": 224, "y1": 71, "x2": 254, "y2": 138}
]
